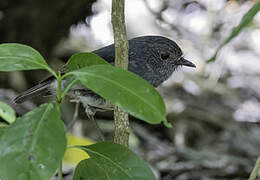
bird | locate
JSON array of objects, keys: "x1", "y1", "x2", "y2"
[{"x1": 14, "y1": 36, "x2": 195, "y2": 115}]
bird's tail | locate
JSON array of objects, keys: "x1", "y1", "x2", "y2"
[{"x1": 14, "y1": 81, "x2": 52, "y2": 104}]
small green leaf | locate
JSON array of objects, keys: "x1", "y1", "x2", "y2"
[
  {"x1": 0, "y1": 102, "x2": 67, "y2": 180},
  {"x1": 0, "y1": 43, "x2": 56, "y2": 76},
  {"x1": 73, "y1": 142, "x2": 156, "y2": 180},
  {"x1": 249, "y1": 156, "x2": 260, "y2": 180},
  {"x1": 208, "y1": 1, "x2": 260, "y2": 62},
  {"x1": 69, "y1": 65, "x2": 167, "y2": 125},
  {"x1": 62, "y1": 52, "x2": 111, "y2": 97},
  {"x1": 66, "y1": 52, "x2": 110, "y2": 73},
  {"x1": 0, "y1": 101, "x2": 16, "y2": 124}
]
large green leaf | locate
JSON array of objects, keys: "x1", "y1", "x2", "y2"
[
  {"x1": 66, "y1": 52, "x2": 110, "y2": 73},
  {"x1": 73, "y1": 142, "x2": 156, "y2": 180},
  {"x1": 68, "y1": 65, "x2": 168, "y2": 125},
  {"x1": 0, "y1": 43, "x2": 55, "y2": 75},
  {"x1": 0, "y1": 127, "x2": 6, "y2": 136},
  {"x1": 0, "y1": 101, "x2": 16, "y2": 124},
  {"x1": 208, "y1": 1, "x2": 260, "y2": 62},
  {"x1": 0, "y1": 103, "x2": 67, "y2": 180}
]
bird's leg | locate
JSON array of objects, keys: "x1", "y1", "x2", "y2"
[
  {"x1": 69, "y1": 89, "x2": 109, "y2": 141},
  {"x1": 70, "y1": 97, "x2": 105, "y2": 141},
  {"x1": 84, "y1": 106, "x2": 105, "y2": 141},
  {"x1": 67, "y1": 99, "x2": 80, "y2": 130}
]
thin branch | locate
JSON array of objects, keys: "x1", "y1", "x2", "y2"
[{"x1": 111, "y1": 0, "x2": 130, "y2": 146}]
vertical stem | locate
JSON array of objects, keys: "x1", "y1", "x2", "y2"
[
  {"x1": 111, "y1": 0, "x2": 130, "y2": 146},
  {"x1": 57, "y1": 71, "x2": 62, "y2": 104},
  {"x1": 114, "y1": 106, "x2": 129, "y2": 146},
  {"x1": 58, "y1": 161, "x2": 63, "y2": 180},
  {"x1": 56, "y1": 71, "x2": 63, "y2": 180}
]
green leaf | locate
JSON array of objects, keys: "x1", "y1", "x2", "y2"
[
  {"x1": 0, "y1": 122, "x2": 9, "y2": 127},
  {"x1": 0, "y1": 127, "x2": 6, "y2": 136},
  {"x1": 69, "y1": 65, "x2": 167, "y2": 125},
  {"x1": 66, "y1": 52, "x2": 110, "y2": 73},
  {"x1": 0, "y1": 43, "x2": 56, "y2": 76},
  {"x1": 249, "y1": 156, "x2": 260, "y2": 180},
  {"x1": 208, "y1": 1, "x2": 260, "y2": 62},
  {"x1": 0, "y1": 101, "x2": 16, "y2": 124},
  {"x1": 73, "y1": 142, "x2": 156, "y2": 180},
  {"x1": 0, "y1": 102, "x2": 67, "y2": 180},
  {"x1": 62, "y1": 52, "x2": 111, "y2": 98}
]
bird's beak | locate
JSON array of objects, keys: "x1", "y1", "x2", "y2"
[{"x1": 177, "y1": 57, "x2": 196, "y2": 68}]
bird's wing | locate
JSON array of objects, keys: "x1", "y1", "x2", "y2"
[{"x1": 92, "y1": 44, "x2": 115, "y2": 64}]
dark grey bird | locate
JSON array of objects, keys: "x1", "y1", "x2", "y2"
[{"x1": 14, "y1": 36, "x2": 195, "y2": 115}]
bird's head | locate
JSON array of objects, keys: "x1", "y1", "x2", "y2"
[{"x1": 129, "y1": 36, "x2": 196, "y2": 87}]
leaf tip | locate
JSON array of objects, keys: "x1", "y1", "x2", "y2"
[{"x1": 163, "y1": 120, "x2": 172, "y2": 128}]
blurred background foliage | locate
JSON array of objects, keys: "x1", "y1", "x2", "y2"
[{"x1": 1, "y1": 0, "x2": 260, "y2": 179}]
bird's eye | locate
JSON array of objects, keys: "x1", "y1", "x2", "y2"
[{"x1": 160, "y1": 52, "x2": 170, "y2": 60}]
